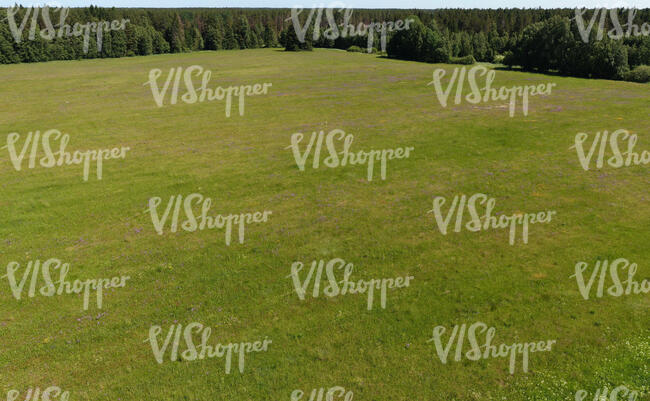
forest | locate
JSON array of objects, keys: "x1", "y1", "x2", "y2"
[{"x1": 1, "y1": 6, "x2": 649, "y2": 81}]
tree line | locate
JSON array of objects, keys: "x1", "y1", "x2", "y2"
[
  {"x1": 384, "y1": 12, "x2": 649, "y2": 81},
  {"x1": 1, "y1": 6, "x2": 648, "y2": 81},
  {"x1": 283, "y1": 9, "x2": 649, "y2": 81}
]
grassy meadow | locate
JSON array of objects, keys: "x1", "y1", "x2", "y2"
[{"x1": 0, "y1": 48, "x2": 648, "y2": 400}]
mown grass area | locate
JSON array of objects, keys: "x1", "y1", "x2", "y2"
[{"x1": 0, "y1": 48, "x2": 648, "y2": 401}]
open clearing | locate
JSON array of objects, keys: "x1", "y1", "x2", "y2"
[{"x1": 0, "y1": 48, "x2": 648, "y2": 400}]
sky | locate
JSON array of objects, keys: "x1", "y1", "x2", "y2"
[{"x1": 2, "y1": 0, "x2": 649, "y2": 8}]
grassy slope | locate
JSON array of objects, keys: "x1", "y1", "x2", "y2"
[{"x1": 0, "y1": 48, "x2": 648, "y2": 401}]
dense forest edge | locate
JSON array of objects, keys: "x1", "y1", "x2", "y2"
[{"x1": 0, "y1": 6, "x2": 649, "y2": 82}]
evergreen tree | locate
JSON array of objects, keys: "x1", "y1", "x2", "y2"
[
  {"x1": 253, "y1": 23, "x2": 264, "y2": 47},
  {"x1": 82, "y1": 33, "x2": 100, "y2": 59},
  {"x1": 469, "y1": 32, "x2": 484, "y2": 61},
  {"x1": 123, "y1": 22, "x2": 137, "y2": 56},
  {"x1": 16, "y1": 32, "x2": 49, "y2": 63},
  {"x1": 136, "y1": 26, "x2": 154, "y2": 55},
  {"x1": 279, "y1": 28, "x2": 288, "y2": 47},
  {"x1": 0, "y1": 22, "x2": 20, "y2": 64},
  {"x1": 185, "y1": 26, "x2": 203, "y2": 50},
  {"x1": 250, "y1": 30, "x2": 261, "y2": 48},
  {"x1": 283, "y1": 25, "x2": 313, "y2": 51},
  {"x1": 169, "y1": 13, "x2": 186, "y2": 52},
  {"x1": 458, "y1": 32, "x2": 473, "y2": 57},
  {"x1": 236, "y1": 16, "x2": 250, "y2": 49},
  {"x1": 262, "y1": 25, "x2": 278, "y2": 47},
  {"x1": 223, "y1": 23, "x2": 238, "y2": 50},
  {"x1": 110, "y1": 30, "x2": 128, "y2": 58},
  {"x1": 204, "y1": 16, "x2": 224, "y2": 50},
  {"x1": 150, "y1": 27, "x2": 170, "y2": 54},
  {"x1": 625, "y1": 36, "x2": 650, "y2": 67}
]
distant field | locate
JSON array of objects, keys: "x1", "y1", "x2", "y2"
[{"x1": 0, "y1": 48, "x2": 648, "y2": 401}]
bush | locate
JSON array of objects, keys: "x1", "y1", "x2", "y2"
[
  {"x1": 493, "y1": 54, "x2": 505, "y2": 64},
  {"x1": 347, "y1": 46, "x2": 379, "y2": 54},
  {"x1": 432, "y1": 47, "x2": 450, "y2": 63},
  {"x1": 623, "y1": 65, "x2": 650, "y2": 83},
  {"x1": 450, "y1": 55, "x2": 476, "y2": 65}
]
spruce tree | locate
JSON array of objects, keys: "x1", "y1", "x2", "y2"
[
  {"x1": 223, "y1": 23, "x2": 238, "y2": 50},
  {"x1": 110, "y1": 30, "x2": 128, "y2": 57},
  {"x1": 169, "y1": 13, "x2": 186, "y2": 52},
  {"x1": 204, "y1": 16, "x2": 224, "y2": 50},
  {"x1": 262, "y1": 25, "x2": 278, "y2": 47},
  {"x1": 0, "y1": 22, "x2": 20, "y2": 64}
]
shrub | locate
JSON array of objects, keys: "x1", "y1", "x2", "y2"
[
  {"x1": 623, "y1": 65, "x2": 650, "y2": 83},
  {"x1": 347, "y1": 46, "x2": 363, "y2": 52},
  {"x1": 432, "y1": 47, "x2": 450, "y2": 63},
  {"x1": 493, "y1": 54, "x2": 505, "y2": 64},
  {"x1": 450, "y1": 55, "x2": 476, "y2": 65}
]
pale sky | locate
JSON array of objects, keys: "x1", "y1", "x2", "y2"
[{"x1": 2, "y1": 0, "x2": 649, "y2": 8}]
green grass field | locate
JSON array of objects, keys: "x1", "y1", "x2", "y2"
[{"x1": 0, "y1": 48, "x2": 648, "y2": 400}]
